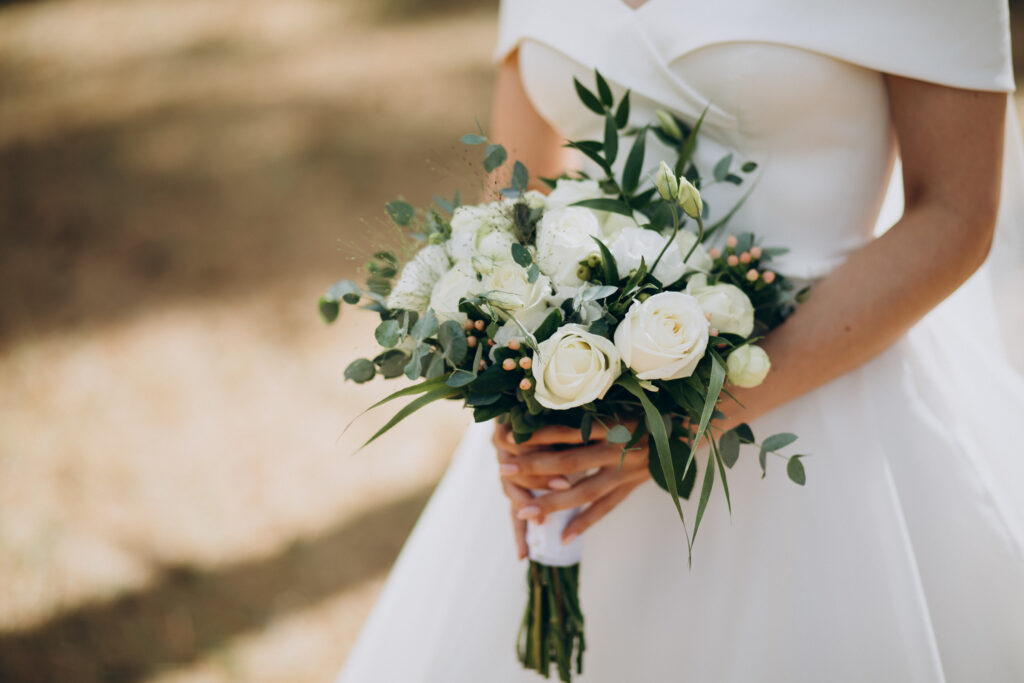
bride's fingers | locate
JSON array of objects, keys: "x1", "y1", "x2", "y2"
[
  {"x1": 560, "y1": 476, "x2": 648, "y2": 543},
  {"x1": 498, "y1": 441, "x2": 629, "y2": 477},
  {"x1": 513, "y1": 466, "x2": 647, "y2": 519},
  {"x1": 510, "y1": 509, "x2": 528, "y2": 560}
]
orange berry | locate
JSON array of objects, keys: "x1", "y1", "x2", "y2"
[
  {"x1": 466, "y1": 336, "x2": 478, "y2": 348},
  {"x1": 746, "y1": 269, "x2": 759, "y2": 282},
  {"x1": 474, "y1": 320, "x2": 485, "y2": 331},
  {"x1": 726, "y1": 235, "x2": 738, "y2": 248},
  {"x1": 763, "y1": 271, "x2": 776, "y2": 284},
  {"x1": 519, "y1": 357, "x2": 532, "y2": 370},
  {"x1": 508, "y1": 339, "x2": 521, "y2": 351},
  {"x1": 750, "y1": 246, "x2": 763, "y2": 259},
  {"x1": 727, "y1": 255, "x2": 739, "y2": 267},
  {"x1": 709, "y1": 247, "x2": 721, "y2": 259},
  {"x1": 519, "y1": 378, "x2": 532, "y2": 391},
  {"x1": 739, "y1": 252, "x2": 751, "y2": 264},
  {"x1": 502, "y1": 358, "x2": 516, "y2": 371}
]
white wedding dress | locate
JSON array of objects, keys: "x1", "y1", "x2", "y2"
[{"x1": 339, "y1": 2, "x2": 1024, "y2": 681}]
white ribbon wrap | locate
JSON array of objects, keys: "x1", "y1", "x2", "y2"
[{"x1": 525, "y1": 493, "x2": 583, "y2": 566}]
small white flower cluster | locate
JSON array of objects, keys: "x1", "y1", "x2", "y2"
[{"x1": 386, "y1": 177, "x2": 771, "y2": 410}]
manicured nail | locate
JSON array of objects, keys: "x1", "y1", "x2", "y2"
[
  {"x1": 499, "y1": 463, "x2": 518, "y2": 476},
  {"x1": 516, "y1": 505, "x2": 541, "y2": 519},
  {"x1": 562, "y1": 533, "x2": 578, "y2": 546},
  {"x1": 548, "y1": 477, "x2": 571, "y2": 490}
]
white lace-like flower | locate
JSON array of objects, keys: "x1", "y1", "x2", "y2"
[{"x1": 387, "y1": 245, "x2": 451, "y2": 313}]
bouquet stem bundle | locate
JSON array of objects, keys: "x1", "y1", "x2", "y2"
[{"x1": 519, "y1": 561, "x2": 585, "y2": 682}]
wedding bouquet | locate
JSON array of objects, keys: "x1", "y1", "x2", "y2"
[{"x1": 322, "y1": 72, "x2": 809, "y2": 682}]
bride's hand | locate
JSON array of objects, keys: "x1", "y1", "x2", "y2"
[{"x1": 492, "y1": 422, "x2": 650, "y2": 559}]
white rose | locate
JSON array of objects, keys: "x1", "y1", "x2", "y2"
[
  {"x1": 429, "y1": 260, "x2": 483, "y2": 324},
  {"x1": 610, "y1": 227, "x2": 710, "y2": 286},
  {"x1": 726, "y1": 344, "x2": 771, "y2": 387},
  {"x1": 545, "y1": 178, "x2": 607, "y2": 210},
  {"x1": 532, "y1": 324, "x2": 622, "y2": 409},
  {"x1": 481, "y1": 259, "x2": 553, "y2": 331},
  {"x1": 614, "y1": 291, "x2": 709, "y2": 380},
  {"x1": 601, "y1": 210, "x2": 650, "y2": 243},
  {"x1": 446, "y1": 202, "x2": 515, "y2": 261},
  {"x1": 671, "y1": 230, "x2": 713, "y2": 274},
  {"x1": 535, "y1": 207, "x2": 602, "y2": 287},
  {"x1": 387, "y1": 245, "x2": 451, "y2": 313},
  {"x1": 685, "y1": 273, "x2": 755, "y2": 337}
]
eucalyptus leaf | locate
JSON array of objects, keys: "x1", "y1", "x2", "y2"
[
  {"x1": 606, "y1": 424, "x2": 632, "y2": 444},
  {"x1": 344, "y1": 358, "x2": 375, "y2": 383},
  {"x1": 527, "y1": 263, "x2": 540, "y2": 283},
  {"x1": 375, "y1": 349, "x2": 410, "y2": 378},
  {"x1": 318, "y1": 297, "x2": 339, "y2": 323},
  {"x1": 327, "y1": 279, "x2": 362, "y2": 305},
  {"x1": 438, "y1": 320, "x2": 468, "y2": 364},
  {"x1": 734, "y1": 422, "x2": 755, "y2": 443},
  {"x1": 385, "y1": 200, "x2": 415, "y2": 226},
  {"x1": 511, "y1": 242, "x2": 532, "y2": 268},
  {"x1": 511, "y1": 161, "x2": 529, "y2": 195},
  {"x1": 446, "y1": 370, "x2": 476, "y2": 387},
  {"x1": 758, "y1": 447, "x2": 767, "y2": 478},
  {"x1": 719, "y1": 429, "x2": 741, "y2": 468},
  {"x1": 411, "y1": 309, "x2": 439, "y2": 341},
  {"x1": 461, "y1": 134, "x2": 486, "y2": 145},
  {"x1": 787, "y1": 456, "x2": 807, "y2": 486},
  {"x1": 713, "y1": 153, "x2": 733, "y2": 182},
  {"x1": 762, "y1": 432, "x2": 798, "y2": 452},
  {"x1": 741, "y1": 161, "x2": 758, "y2": 173},
  {"x1": 484, "y1": 144, "x2": 507, "y2": 173},
  {"x1": 374, "y1": 319, "x2": 401, "y2": 348}
]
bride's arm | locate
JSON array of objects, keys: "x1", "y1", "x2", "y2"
[
  {"x1": 493, "y1": 69, "x2": 1007, "y2": 549},
  {"x1": 721, "y1": 76, "x2": 1005, "y2": 429}
]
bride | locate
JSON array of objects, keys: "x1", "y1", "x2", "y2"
[{"x1": 339, "y1": 1, "x2": 1024, "y2": 680}]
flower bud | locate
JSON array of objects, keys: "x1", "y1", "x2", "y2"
[
  {"x1": 726, "y1": 345, "x2": 771, "y2": 388},
  {"x1": 474, "y1": 320, "x2": 485, "y2": 331},
  {"x1": 655, "y1": 110, "x2": 683, "y2": 140},
  {"x1": 676, "y1": 177, "x2": 703, "y2": 219},
  {"x1": 637, "y1": 292, "x2": 651, "y2": 302},
  {"x1": 655, "y1": 161, "x2": 679, "y2": 201}
]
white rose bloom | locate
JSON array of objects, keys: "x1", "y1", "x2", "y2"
[
  {"x1": 726, "y1": 344, "x2": 771, "y2": 387},
  {"x1": 601, "y1": 210, "x2": 650, "y2": 243},
  {"x1": 429, "y1": 260, "x2": 482, "y2": 324},
  {"x1": 671, "y1": 230, "x2": 713, "y2": 274},
  {"x1": 685, "y1": 273, "x2": 755, "y2": 337},
  {"x1": 481, "y1": 259, "x2": 553, "y2": 331},
  {"x1": 545, "y1": 178, "x2": 606, "y2": 210},
  {"x1": 610, "y1": 226, "x2": 710, "y2": 286},
  {"x1": 614, "y1": 291, "x2": 709, "y2": 380},
  {"x1": 387, "y1": 245, "x2": 451, "y2": 313},
  {"x1": 532, "y1": 324, "x2": 622, "y2": 409},
  {"x1": 535, "y1": 207, "x2": 602, "y2": 287},
  {"x1": 446, "y1": 203, "x2": 515, "y2": 262}
]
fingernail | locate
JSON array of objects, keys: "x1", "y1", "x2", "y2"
[
  {"x1": 562, "y1": 533, "x2": 578, "y2": 546},
  {"x1": 516, "y1": 505, "x2": 541, "y2": 520},
  {"x1": 548, "y1": 477, "x2": 571, "y2": 490},
  {"x1": 499, "y1": 464, "x2": 518, "y2": 476}
]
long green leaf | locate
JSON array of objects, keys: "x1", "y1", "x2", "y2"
[
  {"x1": 358, "y1": 384, "x2": 462, "y2": 451},
  {"x1": 365, "y1": 375, "x2": 451, "y2": 412},
  {"x1": 711, "y1": 435, "x2": 731, "y2": 515},
  {"x1": 571, "y1": 198, "x2": 633, "y2": 217},
  {"x1": 680, "y1": 351, "x2": 726, "y2": 486},
  {"x1": 617, "y1": 374, "x2": 690, "y2": 537},
  {"x1": 573, "y1": 78, "x2": 604, "y2": 115},
  {"x1": 603, "y1": 112, "x2": 618, "y2": 165},
  {"x1": 691, "y1": 450, "x2": 716, "y2": 545},
  {"x1": 675, "y1": 106, "x2": 708, "y2": 175},
  {"x1": 590, "y1": 236, "x2": 619, "y2": 284},
  {"x1": 622, "y1": 126, "x2": 646, "y2": 195}
]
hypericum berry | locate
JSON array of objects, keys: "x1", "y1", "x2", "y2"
[
  {"x1": 463, "y1": 319, "x2": 474, "y2": 331},
  {"x1": 763, "y1": 270, "x2": 776, "y2": 284},
  {"x1": 709, "y1": 247, "x2": 721, "y2": 259},
  {"x1": 508, "y1": 339, "x2": 521, "y2": 351},
  {"x1": 586, "y1": 253, "x2": 601, "y2": 268},
  {"x1": 518, "y1": 357, "x2": 532, "y2": 370},
  {"x1": 502, "y1": 358, "x2": 516, "y2": 371},
  {"x1": 739, "y1": 251, "x2": 751, "y2": 264},
  {"x1": 576, "y1": 265, "x2": 592, "y2": 281},
  {"x1": 746, "y1": 269, "x2": 759, "y2": 282},
  {"x1": 726, "y1": 235, "x2": 738, "y2": 248},
  {"x1": 519, "y1": 378, "x2": 532, "y2": 391},
  {"x1": 750, "y1": 246, "x2": 763, "y2": 259},
  {"x1": 709, "y1": 327, "x2": 719, "y2": 337},
  {"x1": 487, "y1": 339, "x2": 495, "y2": 346},
  {"x1": 474, "y1": 319, "x2": 485, "y2": 331},
  {"x1": 467, "y1": 336, "x2": 478, "y2": 348},
  {"x1": 727, "y1": 255, "x2": 739, "y2": 267},
  {"x1": 637, "y1": 292, "x2": 651, "y2": 302}
]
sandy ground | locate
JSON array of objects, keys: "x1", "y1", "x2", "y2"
[{"x1": 0, "y1": 1, "x2": 496, "y2": 680}]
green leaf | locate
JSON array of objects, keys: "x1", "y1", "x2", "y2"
[
  {"x1": 375, "y1": 349, "x2": 409, "y2": 378},
  {"x1": 511, "y1": 161, "x2": 529, "y2": 195},
  {"x1": 374, "y1": 319, "x2": 401, "y2": 348},
  {"x1": 617, "y1": 374, "x2": 690, "y2": 535},
  {"x1": 358, "y1": 384, "x2": 463, "y2": 450},
  {"x1": 594, "y1": 69, "x2": 613, "y2": 107},
  {"x1": 344, "y1": 358, "x2": 375, "y2": 383},
  {"x1": 681, "y1": 351, "x2": 726, "y2": 483},
  {"x1": 533, "y1": 308, "x2": 563, "y2": 344},
  {"x1": 622, "y1": 126, "x2": 646, "y2": 195},
  {"x1": 758, "y1": 447, "x2": 767, "y2": 478},
  {"x1": 511, "y1": 242, "x2": 532, "y2": 268},
  {"x1": 461, "y1": 134, "x2": 486, "y2": 145},
  {"x1": 590, "y1": 236, "x2": 619, "y2": 284},
  {"x1": 647, "y1": 432, "x2": 697, "y2": 500},
  {"x1": 411, "y1": 309, "x2": 439, "y2": 341},
  {"x1": 446, "y1": 370, "x2": 476, "y2": 387},
  {"x1": 527, "y1": 263, "x2": 540, "y2": 283},
  {"x1": 327, "y1": 279, "x2": 362, "y2": 305},
  {"x1": 719, "y1": 429, "x2": 741, "y2": 468},
  {"x1": 466, "y1": 391, "x2": 501, "y2": 406},
  {"x1": 692, "y1": 450, "x2": 716, "y2": 543},
  {"x1": 570, "y1": 198, "x2": 633, "y2": 217},
  {"x1": 733, "y1": 422, "x2": 755, "y2": 444},
  {"x1": 787, "y1": 456, "x2": 807, "y2": 486},
  {"x1": 614, "y1": 90, "x2": 631, "y2": 129},
  {"x1": 404, "y1": 342, "x2": 429, "y2": 380},
  {"x1": 385, "y1": 200, "x2": 415, "y2": 226},
  {"x1": 566, "y1": 140, "x2": 612, "y2": 175},
  {"x1": 580, "y1": 413, "x2": 593, "y2": 443},
  {"x1": 712, "y1": 437, "x2": 732, "y2": 514},
  {"x1": 484, "y1": 144, "x2": 507, "y2": 173},
  {"x1": 606, "y1": 424, "x2": 631, "y2": 444},
  {"x1": 762, "y1": 432, "x2": 798, "y2": 452},
  {"x1": 741, "y1": 161, "x2": 758, "y2": 173},
  {"x1": 437, "y1": 320, "x2": 468, "y2": 364},
  {"x1": 713, "y1": 153, "x2": 733, "y2": 182},
  {"x1": 573, "y1": 77, "x2": 605, "y2": 115},
  {"x1": 318, "y1": 297, "x2": 339, "y2": 323},
  {"x1": 603, "y1": 112, "x2": 618, "y2": 165},
  {"x1": 425, "y1": 351, "x2": 445, "y2": 379},
  {"x1": 676, "y1": 106, "x2": 707, "y2": 175}
]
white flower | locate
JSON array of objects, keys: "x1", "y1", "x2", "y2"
[
  {"x1": 545, "y1": 178, "x2": 607, "y2": 210},
  {"x1": 532, "y1": 324, "x2": 622, "y2": 409},
  {"x1": 726, "y1": 344, "x2": 771, "y2": 387},
  {"x1": 685, "y1": 274, "x2": 754, "y2": 337},
  {"x1": 614, "y1": 291, "x2": 709, "y2": 380},
  {"x1": 429, "y1": 259, "x2": 482, "y2": 325},
  {"x1": 387, "y1": 245, "x2": 451, "y2": 313},
  {"x1": 600, "y1": 210, "x2": 649, "y2": 243},
  {"x1": 609, "y1": 227, "x2": 710, "y2": 285},
  {"x1": 535, "y1": 207, "x2": 602, "y2": 287},
  {"x1": 548, "y1": 285, "x2": 604, "y2": 324},
  {"x1": 445, "y1": 202, "x2": 516, "y2": 262},
  {"x1": 480, "y1": 259, "x2": 553, "y2": 331},
  {"x1": 670, "y1": 230, "x2": 713, "y2": 274}
]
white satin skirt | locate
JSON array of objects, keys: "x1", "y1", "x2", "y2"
[{"x1": 337, "y1": 268, "x2": 1024, "y2": 682}]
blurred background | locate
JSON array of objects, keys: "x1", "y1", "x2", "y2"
[{"x1": 1, "y1": 2, "x2": 1022, "y2": 681}]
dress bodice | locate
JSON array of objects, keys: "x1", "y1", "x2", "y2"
[{"x1": 496, "y1": 0, "x2": 1014, "y2": 279}]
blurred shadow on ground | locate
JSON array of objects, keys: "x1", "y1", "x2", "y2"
[{"x1": 0, "y1": 485, "x2": 434, "y2": 683}]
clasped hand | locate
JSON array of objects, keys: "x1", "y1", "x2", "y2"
[{"x1": 492, "y1": 422, "x2": 650, "y2": 560}]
